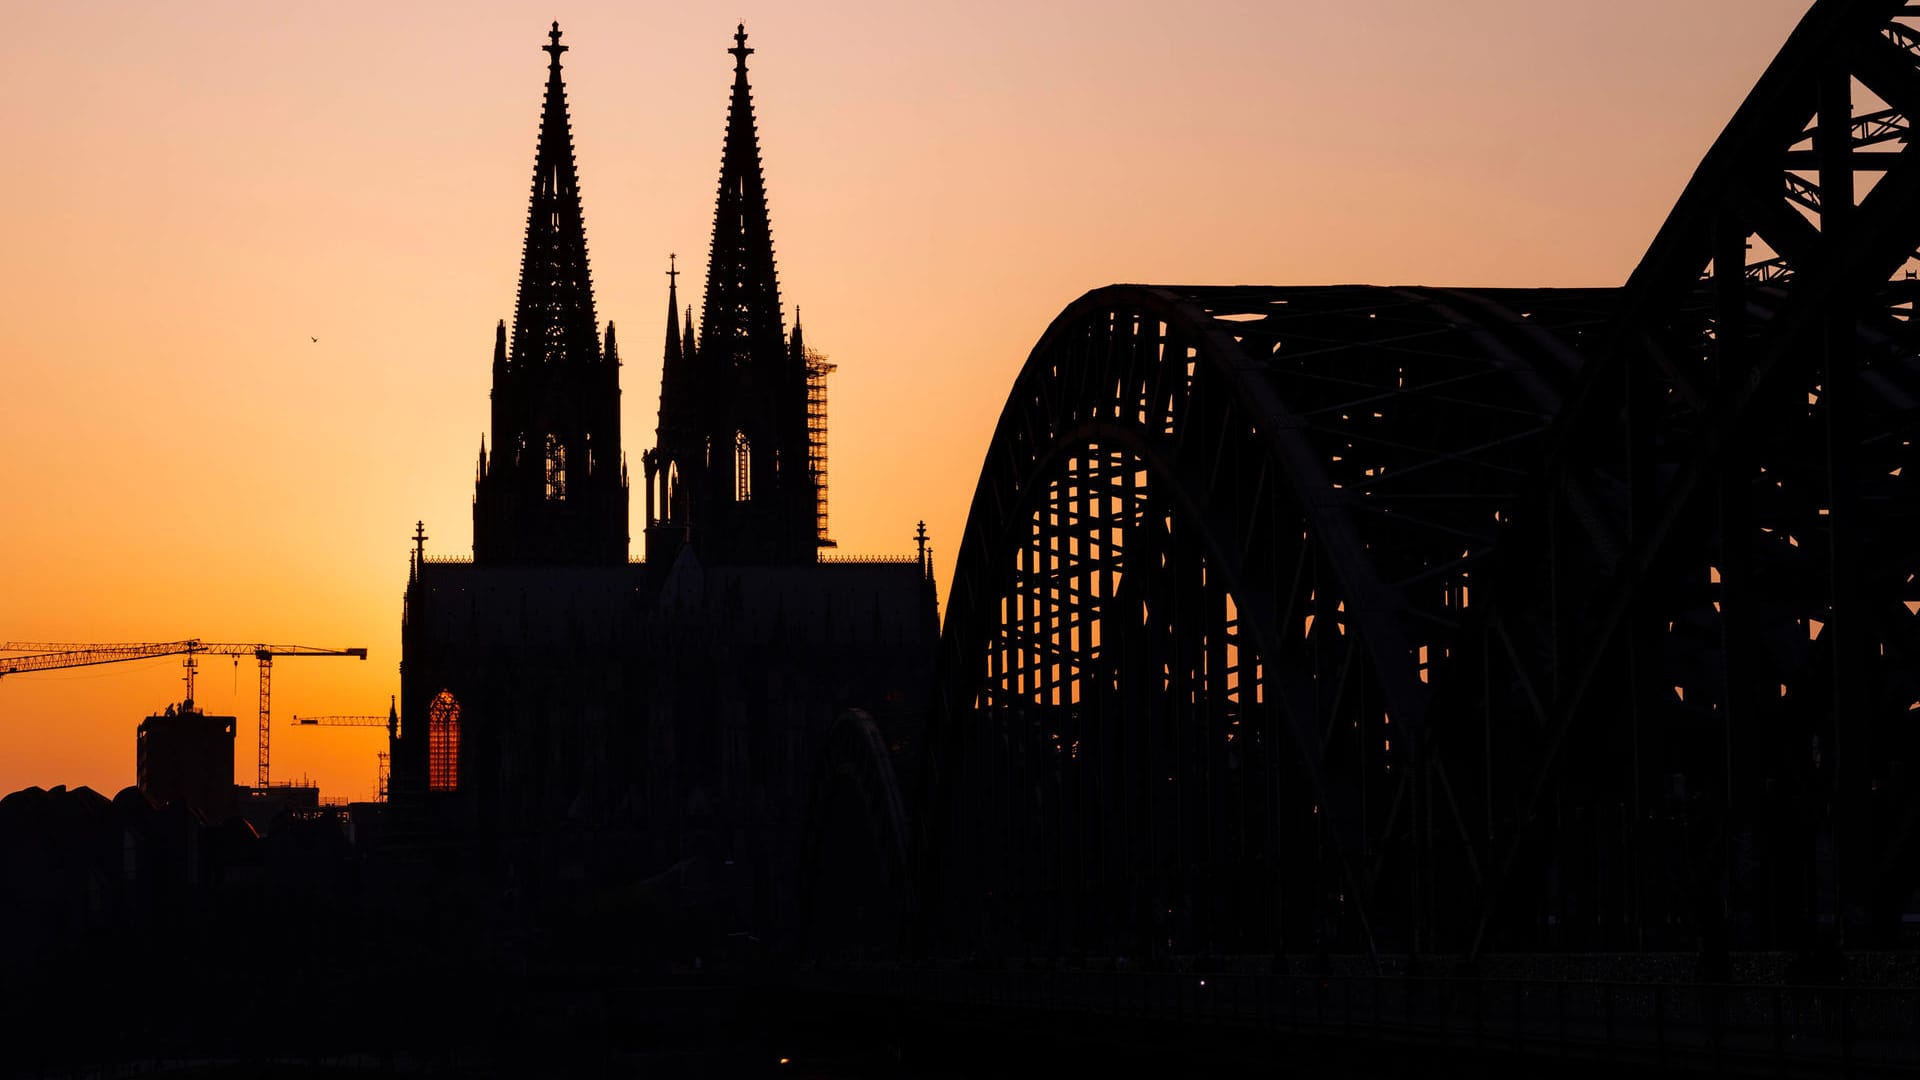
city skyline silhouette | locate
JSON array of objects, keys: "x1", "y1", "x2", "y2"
[
  {"x1": 0, "y1": 3, "x2": 1813, "y2": 801},
  {"x1": 5, "y1": 4, "x2": 1920, "y2": 1075}
]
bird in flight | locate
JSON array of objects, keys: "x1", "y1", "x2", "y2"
[{"x1": 310, "y1": 335, "x2": 319, "y2": 343}]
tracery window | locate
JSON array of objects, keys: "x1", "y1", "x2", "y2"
[
  {"x1": 545, "y1": 434, "x2": 567, "y2": 500},
  {"x1": 735, "y1": 431, "x2": 752, "y2": 502},
  {"x1": 428, "y1": 690, "x2": 461, "y2": 792}
]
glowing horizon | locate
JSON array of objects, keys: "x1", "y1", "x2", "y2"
[{"x1": 0, "y1": 1, "x2": 1811, "y2": 800}]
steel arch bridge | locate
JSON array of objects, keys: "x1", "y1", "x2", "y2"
[{"x1": 917, "y1": 0, "x2": 1920, "y2": 966}]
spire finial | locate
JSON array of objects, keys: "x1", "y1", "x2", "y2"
[
  {"x1": 667, "y1": 253, "x2": 678, "y2": 289},
  {"x1": 730, "y1": 23, "x2": 753, "y2": 73},
  {"x1": 544, "y1": 21, "x2": 568, "y2": 69}
]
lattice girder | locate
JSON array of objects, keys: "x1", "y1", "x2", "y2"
[
  {"x1": 1467, "y1": 0, "x2": 1920, "y2": 956},
  {"x1": 924, "y1": 0, "x2": 1920, "y2": 962},
  {"x1": 922, "y1": 285, "x2": 1602, "y2": 959}
]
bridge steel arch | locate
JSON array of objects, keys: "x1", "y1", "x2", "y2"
[
  {"x1": 1464, "y1": 0, "x2": 1920, "y2": 960},
  {"x1": 920, "y1": 283, "x2": 1606, "y2": 961},
  {"x1": 920, "y1": 0, "x2": 1920, "y2": 966}
]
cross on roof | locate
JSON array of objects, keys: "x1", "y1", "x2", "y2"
[{"x1": 544, "y1": 22, "x2": 567, "y2": 67}]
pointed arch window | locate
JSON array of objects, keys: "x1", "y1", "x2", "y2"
[
  {"x1": 428, "y1": 690, "x2": 461, "y2": 792},
  {"x1": 735, "y1": 432, "x2": 752, "y2": 502},
  {"x1": 545, "y1": 434, "x2": 567, "y2": 501}
]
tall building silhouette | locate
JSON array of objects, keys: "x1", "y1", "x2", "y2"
[
  {"x1": 394, "y1": 24, "x2": 936, "y2": 943},
  {"x1": 474, "y1": 24, "x2": 627, "y2": 566},
  {"x1": 646, "y1": 26, "x2": 817, "y2": 567}
]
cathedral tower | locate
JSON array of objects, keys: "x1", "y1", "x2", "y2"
[
  {"x1": 645, "y1": 25, "x2": 818, "y2": 566},
  {"x1": 474, "y1": 23, "x2": 627, "y2": 566}
]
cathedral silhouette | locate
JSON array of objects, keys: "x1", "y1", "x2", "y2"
[{"x1": 393, "y1": 24, "x2": 936, "y2": 946}]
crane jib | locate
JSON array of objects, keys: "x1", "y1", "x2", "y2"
[{"x1": 0, "y1": 640, "x2": 368, "y2": 788}]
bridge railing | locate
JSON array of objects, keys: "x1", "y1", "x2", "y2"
[{"x1": 796, "y1": 967, "x2": 1920, "y2": 1074}]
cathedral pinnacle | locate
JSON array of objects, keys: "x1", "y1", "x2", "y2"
[{"x1": 544, "y1": 22, "x2": 568, "y2": 69}]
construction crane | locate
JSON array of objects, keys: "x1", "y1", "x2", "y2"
[
  {"x1": 289, "y1": 715, "x2": 387, "y2": 727},
  {"x1": 288, "y1": 699, "x2": 399, "y2": 801},
  {"x1": 0, "y1": 639, "x2": 368, "y2": 787}
]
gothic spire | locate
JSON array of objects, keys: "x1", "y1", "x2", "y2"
[
  {"x1": 701, "y1": 23, "x2": 785, "y2": 371},
  {"x1": 474, "y1": 23, "x2": 627, "y2": 567},
  {"x1": 664, "y1": 254, "x2": 682, "y2": 360},
  {"x1": 512, "y1": 21, "x2": 600, "y2": 371},
  {"x1": 645, "y1": 24, "x2": 814, "y2": 566},
  {"x1": 658, "y1": 254, "x2": 694, "y2": 439}
]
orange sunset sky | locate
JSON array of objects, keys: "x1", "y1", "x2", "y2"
[{"x1": 1, "y1": 1, "x2": 1810, "y2": 801}]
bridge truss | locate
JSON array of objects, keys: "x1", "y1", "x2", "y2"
[{"x1": 921, "y1": 0, "x2": 1920, "y2": 965}]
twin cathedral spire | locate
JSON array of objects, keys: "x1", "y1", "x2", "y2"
[{"x1": 473, "y1": 23, "x2": 824, "y2": 568}]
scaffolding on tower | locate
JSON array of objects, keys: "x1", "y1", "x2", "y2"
[{"x1": 805, "y1": 345, "x2": 836, "y2": 548}]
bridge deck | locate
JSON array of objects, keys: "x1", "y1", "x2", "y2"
[{"x1": 792, "y1": 968, "x2": 1920, "y2": 1077}]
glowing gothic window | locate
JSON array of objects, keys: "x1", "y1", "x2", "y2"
[
  {"x1": 428, "y1": 690, "x2": 461, "y2": 792},
  {"x1": 545, "y1": 434, "x2": 567, "y2": 501},
  {"x1": 735, "y1": 431, "x2": 752, "y2": 502}
]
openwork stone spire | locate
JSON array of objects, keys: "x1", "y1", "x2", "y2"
[
  {"x1": 645, "y1": 24, "x2": 816, "y2": 567},
  {"x1": 513, "y1": 21, "x2": 600, "y2": 371},
  {"x1": 475, "y1": 23, "x2": 627, "y2": 566},
  {"x1": 701, "y1": 23, "x2": 787, "y2": 376}
]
